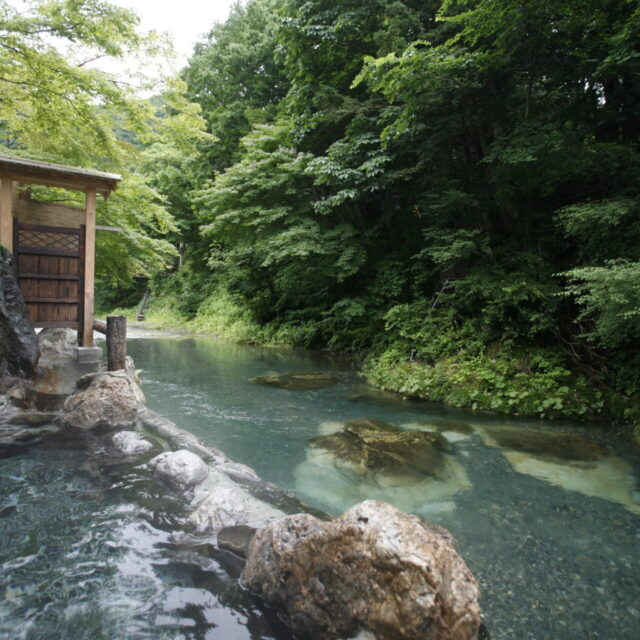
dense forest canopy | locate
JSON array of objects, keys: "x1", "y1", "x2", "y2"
[{"x1": 2, "y1": 0, "x2": 639, "y2": 434}]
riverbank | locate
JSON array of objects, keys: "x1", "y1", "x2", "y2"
[{"x1": 99, "y1": 293, "x2": 640, "y2": 446}]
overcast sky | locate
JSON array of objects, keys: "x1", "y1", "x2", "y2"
[{"x1": 111, "y1": 0, "x2": 238, "y2": 62}]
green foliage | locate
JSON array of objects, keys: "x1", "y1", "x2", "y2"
[
  {"x1": 0, "y1": 0, "x2": 159, "y2": 165},
  {"x1": 196, "y1": 121, "x2": 366, "y2": 320},
  {"x1": 365, "y1": 343, "x2": 604, "y2": 420},
  {"x1": 562, "y1": 261, "x2": 640, "y2": 349},
  {"x1": 142, "y1": 0, "x2": 640, "y2": 435},
  {"x1": 0, "y1": 0, "x2": 204, "y2": 281}
]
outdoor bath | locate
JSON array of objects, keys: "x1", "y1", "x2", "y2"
[{"x1": 1, "y1": 331, "x2": 639, "y2": 639}]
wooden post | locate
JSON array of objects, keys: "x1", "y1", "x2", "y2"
[
  {"x1": 82, "y1": 188, "x2": 96, "y2": 347},
  {"x1": 0, "y1": 174, "x2": 14, "y2": 252},
  {"x1": 106, "y1": 315, "x2": 127, "y2": 371}
]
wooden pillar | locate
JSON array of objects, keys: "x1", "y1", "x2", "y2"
[
  {"x1": 106, "y1": 315, "x2": 127, "y2": 371},
  {"x1": 0, "y1": 174, "x2": 14, "y2": 252},
  {"x1": 82, "y1": 188, "x2": 97, "y2": 347}
]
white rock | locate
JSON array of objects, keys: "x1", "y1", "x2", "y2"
[
  {"x1": 149, "y1": 449, "x2": 208, "y2": 488},
  {"x1": 187, "y1": 468, "x2": 284, "y2": 534},
  {"x1": 112, "y1": 431, "x2": 153, "y2": 455},
  {"x1": 38, "y1": 327, "x2": 77, "y2": 360}
]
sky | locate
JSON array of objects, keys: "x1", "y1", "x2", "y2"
[{"x1": 111, "y1": 0, "x2": 238, "y2": 63}]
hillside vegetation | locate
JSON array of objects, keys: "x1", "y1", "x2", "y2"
[{"x1": 2, "y1": 1, "x2": 639, "y2": 436}]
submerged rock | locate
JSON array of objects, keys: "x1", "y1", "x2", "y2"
[
  {"x1": 112, "y1": 431, "x2": 153, "y2": 456},
  {"x1": 218, "y1": 525, "x2": 257, "y2": 558},
  {"x1": 242, "y1": 500, "x2": 481, "y2": 640},
  {"x1": 188, "y1": 472, "x2": 285, "y2": 534},
  {"x1": 402, "y1": 419, "x2": 475, "y2": 444},
  {"x1": 0, "y1": 421, "x2": 59, "y2": 455},
  {"x1": 482, "y1": 426, "x2": 610, "y2": 464},
  {"x1": 61, "y1": 371, "x2": 140, "y2": 430},
  {"x1": 250, "y1": 371, "x2": 339, "y2": 391},
  {"x1": 0, "y1": 246, "x2": 39, "y2": 379},
  {"x1": 149, "y1": 449, "x2": 208, "y2": 488},
  {"x1": 348, "y1": 384, "x2": 412, "y2": 405},
  {"x1": 37, "y1": 328, "x2": 77, "y2": 361},
  {"x1": 480, "y1": 425, "x2": 640, "y2": 513},
  {"x1": 296, "y1": 418, "x2": 470, "y2": 515},
  {"x1": 310, "y1": 417, "x2": 451, "y2": 481}
]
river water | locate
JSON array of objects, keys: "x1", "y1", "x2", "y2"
[{"x1": 1, "y1": 333, "x2": 639, "y2": 639}]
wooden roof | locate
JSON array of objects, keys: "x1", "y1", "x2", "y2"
[{"x1": 0, "y1": 154, "x2": 121, "y2": 196}]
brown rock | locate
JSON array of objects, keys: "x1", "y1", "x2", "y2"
[
  {"x1": 61, "y1": 371, "x2": 139, "y2": 430},
  {"x1": 250, "y1": 371, "x2": 339, "y2": 391},
  {"x1": 242, "y1": 500, "x2": 481, "y2": 640},
  {"x1": 310, "y1": 417, "x2": 451, "y2": 482}
]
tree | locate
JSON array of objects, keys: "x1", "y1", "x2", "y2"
[{"x1": 0, "y1": 0, "x2": 213, "y2": 281}]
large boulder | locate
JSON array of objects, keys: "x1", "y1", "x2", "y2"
[
  {"x1": 0, "y1": 246, "x2": 39, "y2": 378},
  {"x1": 61, "y1": 370, "x2": 140, "y2": 429},
  {"x1": 310, "y1": 417, "x2": 451, "y2": 482},
  {"x1": 242, "y1": 500, "x2": 481, "y2": 640},
  {"x1": 295, "y1": 418, "x2": 471, "y2": 515}
]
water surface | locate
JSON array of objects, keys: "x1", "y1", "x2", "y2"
[
  {"x1": 128, "y1": 335, "x2": 640, "y2": 640},
  {"x1": 1, "y1": 333, "x2": 639, "y2": 639}
]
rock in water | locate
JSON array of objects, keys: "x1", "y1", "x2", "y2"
[
  {"x1": 112, "y1": 431, "x2": 153, "y2": 455},
  {"x1": 481, "y1": 425, "x2": 610, "y2": 463},
  {"x1": 250, "y1": 371, "x2": 339, "y2": 391},
  {"x1": 242, "y1": 500, "x2": 481, "y2": 640},
  {"x1": 218, "y1": 525, "x2": 257, "y2": 558},
  {"x1": 295, "y1": 418, "x2": 471, "y2": 514},
  {"x1": 0, "y1": 246, "x2": 39, "y2": 378},
  {"x1": 149, "y1": 449, "x2": 209, "y2": 488},
  {"x1": 62, "y1": 371, "x2": 140, "y2": 430},
  {"x1": 310, "y1": 417, "x2": 451, "y2": 481},
  {"x1": 480, "y1": 425, "x2": 640, "y2": 513}
]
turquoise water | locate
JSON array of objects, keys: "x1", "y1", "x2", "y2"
[
  {"x1": 1, "y1": 334, "x2": 639, "y2": 639},
  {"x1": 128, "y1": 336, "x2": 640, "y2": 640}
]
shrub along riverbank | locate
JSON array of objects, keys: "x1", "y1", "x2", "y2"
[{"x1": 99, "y1": 282, "x2": 640, "y2": 446}]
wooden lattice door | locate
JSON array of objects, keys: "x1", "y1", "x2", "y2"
[{"x1": 13, "y1": 222, "x2": 85, "y2": 329}]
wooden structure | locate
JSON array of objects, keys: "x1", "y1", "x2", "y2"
[{"x1": 0, "y1": 154, "x2": 121, "y2": 347}]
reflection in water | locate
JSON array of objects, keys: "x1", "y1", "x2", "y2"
[{"x1": 0, "y1": 445, "x2": 289, "y2": 639}]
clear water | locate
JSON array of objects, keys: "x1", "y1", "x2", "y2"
[
  {"x1": 1, "y1": 333, "x2": 639, "y2": 639},
  {"x1": 0, "y1": 430, "x2": 291, "y2": 640}
]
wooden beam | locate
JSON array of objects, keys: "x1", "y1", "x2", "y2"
[
  {"x1": 12, "y1": 174, "x2": 114, "y2": 196},
  {"x1": 93, "y1": 318, "x2": 107, "y2": 334},
  {"x1": 82, "y1": 188, "x2": 97, "y2": 347},
  {"x1": 15, "y1": 196, "x2": 84, "y2": 228},
  {"x1": 0, "y1": 174, "x2": 14, "y2": 252}
]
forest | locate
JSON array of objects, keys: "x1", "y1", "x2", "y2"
[{"x1": 2, "y1": 0, "x2": 639, "y2": 438}]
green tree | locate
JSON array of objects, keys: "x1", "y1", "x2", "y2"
[{"x1": 0, "y1": 0, "x2": 213, "y2": 281}]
